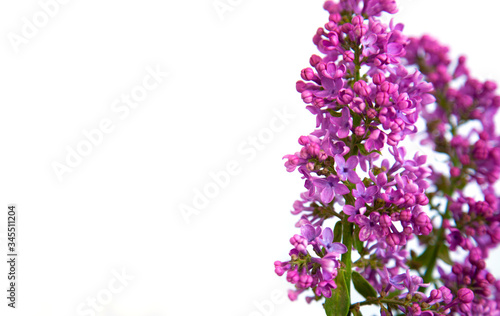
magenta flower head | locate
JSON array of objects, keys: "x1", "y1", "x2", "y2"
[
  {"x1": 274, "y1": 1, "x2": 500, "y2": 314},
  {"x1": 330, "y1": 107, "x2": 352, "y2": 138},
  {"x1": 334, "y1": 154, "x2": 361, "y2": 183},
  {"x1": 312, "y1": 175, "x2": 349, "y2": 204}
]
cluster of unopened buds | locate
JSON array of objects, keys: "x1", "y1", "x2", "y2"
[{"x1": 274, "y1": 1, "x2": 500, "y2": 315}]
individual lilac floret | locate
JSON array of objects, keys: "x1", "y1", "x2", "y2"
[
  {"x1": 312, "y1": 175, "x2": 350, "y2": 204},
  {"x1": 335, "y1": 154, "x2": 361, "y2": 183},
  {"x1": 352, "y1": 182, "x2": 378, "y2": 203},
  {"x1": 330, "y1": 107, "x2": 352, "y2": 138}
]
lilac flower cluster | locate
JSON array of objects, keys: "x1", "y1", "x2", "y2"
[
  {"x1": 274, "y1": 1, "x2": 500, "y2": 315},
  {"x1": 274, "y1": 225, "x2": 347, "y2": 301},
  {"x1": 405, "y1": 34, "x2": 500, "y2": 315}
]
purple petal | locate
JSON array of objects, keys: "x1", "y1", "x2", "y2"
[
  {"x1": 347, "y1": 171, "x2": 361, "y2": 184},
  {"x1": 343, "y1": 205, "x2": 356, "y2": 215},
  {"x1": 345, "y1": 156, "x2": 358, "y2": 169},
  {"x1": 320, "y1": 187, "x2": 334, "y2": 204},
  {"x1": 387, "y1": 42, "x2": 404, "y2": 56},
  {"x1": 359, "y1": 226, "x2": 371, "y2": 241},
  {"x1": 301, "y1": 224, "x2": 317, "y2": 242},
  {"x1": 337, "y1": 128, "x2": 350, "y2": 138},
  {"x1": 334, "y1": 155, "x2": 345, "y2": 168},
  {"x1": 313, "y1": 178, "x2": 328, "y2": 189},
  {"x1": 365, "y1": 186, "x2": 378, "y2": 196},
  {"x1": 333, "y1": 183, "x2": 350, "y2": 195},
  {"x1": 322, "y1": 227, "x2": 333, "y2": 244},
  {"x1": 340, "y1": 107, "x2": 350, "y2": 121},
  {"x1": 329, "y1": 242, "x2": 348, "y2": 254}
]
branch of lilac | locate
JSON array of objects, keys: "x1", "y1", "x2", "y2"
[{"x1": 273, "y1": 1, "x2": 500, "y2": 315}]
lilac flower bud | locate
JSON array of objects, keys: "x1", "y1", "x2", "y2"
[
  {"x1": 354, "y1": 126, "x2": 365, "y2": 137},
  {"x1": 403, "y1": 226, "x2": 413, "y2": 235},
  {"x1": 465, "y1": 227, "x2": 475, "y2": 236},
  {"x1": 484, "y1": 80, "x2": 497, "y2": 92},
  {"x1": 380, "y1": 81, "x2": 397, "y2": 93},
  {"x1": 487, "y1": 273, "x2": 496, "y2": 284},
  {"x1": 343, "y1": 51, "x2": 355, "y2": 62},
  {"x1": 415, "y1": 194, "x2": 429, "y2": 206},
  {"x1": 389, "y1": 118, "x2": 405, "y2": 133},
  {"x1": 429, "y1": 289, "x2": 442, "y2": 301},
  {"x1": 459, "y1": 154, "x2": 470, "y2": 165},
  {"x1": 463, "y1": 276, "x2": 472, "y2": 285},
  {"x1": 400, "y1": 209, "x2": 412, "y2": 222},
  {"x1": 353, "y1": 80, "x2": 372, "y2": 97},
  {"x1": 354, "y1": 24, "x2": 368, "y2": 38},
  {"x1": 351, "y1": 15, "x2": 364, "y2": 26},
  {"x1": 306, "y1": 162, "x2": 315, "y2": 171},
  {"x1": 476, "y1": 260, "x2": 486, "y2": 270},
  {"x1": 309, "y1": 54, "x2": 322, "y2": 67},
  {"x1": 367, "y1": 108, "x2": 377, "y2": 119},
  {"x1": 439, "y1": 286, "x2": 453, "y2": 304},
  {"x1": 328, "y1": 32, "x2": 339, "y2": 46},
  {"x1": 301, "y1": 68, "x2": 317, "y2": 81},
  {"x1": 298, "y1": 136, "x2": 310, "y2": 145},
  {"x1": 380, "y1": 214, "x2": 391, "y2": 227},
  {"x1": 298, "y1": 274, "x2": 314, "y2": 288},
  {"x1": 469, "y1": 248, "x2": 482, "y2": 264},
  {"x1": 301, "y1": 91, "x2": 313, "y2": 103},
  {"x1": 387, "y1": 132, "x2": 401, "y2": 146},
  {"x1": 338, "y1": 89, "x2": 354, "y2": 104},
  {"x1": 375, "y1": 92, "x2": 390, "y2": 106},
  {"x1": 296, "y1": 81, "x2": 306, "y2": 93},
  {"x1": 373, "y1": 73, "x2": 386, "y2": 85},
  {"x1": 341, "y1": 23, "x2": 353, "y2": 34},
  {"x1": 286, "y1": 269, "x2": 299, "y2": 284},
  {"x1": 350, "y1": 97, "x2": 366, "y2": 113},
  {"x1": 329, "y1": 13, "x2": 341, "y2": 23},
  {"x1": 386, "y1": 233, "x2": 399, "y2": 247},
  {"x1": 415, "y1": 212, "x2": 430, "y2": 227},
  {"x1": 450, "y1": 167, "x2": 460, "y2": 177},
  {"x1": 274, "y1": 261, "x2": 286, "y2": 276},
  {"x1": 374, "y1": 54, "x2": 388, "y2": 67},
  {"x1": 457, "y1": 288, "x2": 474, "y2": 304},
  {"x1": 307, "y1": 143, "x2": 321, "y2": 156}
]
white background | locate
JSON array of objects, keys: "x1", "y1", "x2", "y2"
[{"x1": 1, "y1": 0, "x2": 500, "y2": 315}]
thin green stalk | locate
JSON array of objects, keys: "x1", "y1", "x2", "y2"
[{"x1": 341, "y1": 215, "x2": 353, "y2": 300}]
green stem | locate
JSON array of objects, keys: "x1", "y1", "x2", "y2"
[
  {"x1": 422, "y1": 228, "x2": 443, "y2": 284},
  {"x1": 355, "y1": 298, "x2": 406, "y2": 307},
  {"x1": 341, "y1": 215, "x2": 353, "y2": 300}
]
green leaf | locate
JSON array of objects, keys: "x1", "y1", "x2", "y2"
[
  {"x1": 333, "y1": 220, "x2": 343, "y2": 243},
  {"x1": 438, "y1": 245, "x2": 453, "y2": 265},
  {"x1": 351, "y1": 309, "x2": 363, "y2": 316},
  {"x1": 324, "y1": 270, "x2": 350, "y2": 316},
  {"x1": 368, "y1": 149, "x2": 382, "y2": 156},
  {"x1": 415, "y1": 245, "x2": 436, "y2": 267},
  {"x1": 353, "y1": 113, "x2": 361, "y2": 127},
  {"x1": 357, "y1": 143, "x2": 369, "y2": 156},
  {"x1": 352, "y1": 271, "x2": 377, "y2": 299},
  {"x1": 353, "y1": 226, "x2": 364, "y2": 254}
]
